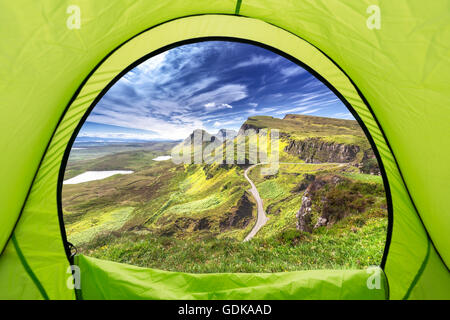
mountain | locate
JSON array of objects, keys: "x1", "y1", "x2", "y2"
[
  {"x1": 238, "y1": 114, "x2": 377, "y2": 172},
  {"x1": 175, "y1": 115, "x2": 378, "y2": 173},
  {"x1": 181, "y1": 128, "x2": 237, "y2": 145},
  {"x1": 183, "y1": 129, "x2": 215, "y2": 145},
  {"x1": 239, "y1": 114, "x2": 364, "y2": 137},
  {"x1": 215, "y1": 129, "x2": 237, "y2": 141}
]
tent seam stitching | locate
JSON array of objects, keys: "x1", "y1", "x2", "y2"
[
  {"x1": 11, "y1": 234, "x2": 49, "y2": 300},
  {"x1": 402, "y1": 240, "x2": 430, "y2": 300},
  {"x1": 235, "y1": 0, "x2": 242, "y2": 15}
]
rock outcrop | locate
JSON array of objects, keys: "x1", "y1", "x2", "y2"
[
  {"x1": 238, "y1": 121, "x2": 267, "y2": 135},
  {"x1": 215, "y1": 129, "x2": 237, "y2": 141},
  {"x1": 291, "y1": 173, "x2": 316, "y2": 193},
  {"x1": 360, "y1": 149, "x2": 380, "y2": 175},
  {"x1": 296, "y1": 191, "x2": 313, "y2": 233},
  {"x1": 284, "y1": 137, "x2": 360, "y2": 163},
  {"x1": 220, "y1": 193, "x2": 254, "y2": 230},
  {"x1": 193, "y1": 217, "x2": 211, "y2": 231},
  {"x1": 296, "y1": 174, "x2": 376, "y2": 232}
]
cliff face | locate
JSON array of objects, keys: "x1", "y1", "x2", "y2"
[
  {"x1": 360, "y1": 150, "x2": 380, "y2": 175},
  {"x1": 238, "y1": 122, "x2": 264, "y2": 135},
  {"x1": 215, "y1": 129, "x2": 237, "y2": 141},
  {"x1": 296, "y1": 174, "x2": 384, "y2": 232},
  {"x1": 284, "y1": 137, "x2": 360, "y2": 163},
  {"x1": 238, "y1": 115, "x2": 381, "y2": 175},
  {"x1": 220, "y1": 193, "x2": 254, "y2": 230},
  {"x1": 181, "y1": 129, "x2": 216, "y2": 148}
]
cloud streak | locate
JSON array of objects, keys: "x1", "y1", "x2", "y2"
[{"x1": 83, "y1": 41, "x2": 352, "y2": 141}]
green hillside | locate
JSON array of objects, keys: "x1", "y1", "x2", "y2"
[
  {"x1": 62, "y1": 114, "x2": 387, "y2": 273},
  {"x1": 241, "y1": 114, "x2": 373, "y2": 166}
]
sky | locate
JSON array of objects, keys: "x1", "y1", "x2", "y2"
[{"x1": 78, "y1": 41, "x2": 353, "y2": 142}]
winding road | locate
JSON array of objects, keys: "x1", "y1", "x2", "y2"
[
  {"x1": 242, "y1": 162, "x2": 346, "y2": 241},
  {"x1": 243, "y1": 164, "x2": 269, "y2": 242}
]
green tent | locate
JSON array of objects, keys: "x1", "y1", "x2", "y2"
[{"x1": 0, "y1": 1, "x2": 448, "y2": 300}]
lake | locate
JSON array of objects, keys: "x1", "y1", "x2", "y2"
[
  {"x1": 63, "y1": 170, "x2": 134, "y2": 184},
  {"x1": 152, "y1": 156, "x2": 172, "y2": 161}
]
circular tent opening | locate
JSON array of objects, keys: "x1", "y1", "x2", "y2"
[
  {"x1": 60, "y1": 39, "x2": 389, "y2": 274},
  {"x1": 19, "y1": 15, "x2": 395, "y2": 300}
]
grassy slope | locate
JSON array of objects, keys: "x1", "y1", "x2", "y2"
[
  {"x1": 142, "y1": 163, "x2": 255, "y2": 240},
  {"x1": 63, "y1": 146, "x2": 256, "y2": 246},
  {"x1": 79, "y1": 161, "x2": 387, "y2": 272},
  {"x1": 81, "y1": 209, "x2": 386, "y2": 273},
  {"x1": 244, "y1": 114, "x2": 365, "y2": 139}
]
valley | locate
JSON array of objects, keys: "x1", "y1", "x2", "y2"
[{"x1": 62, "y1": 114, "x2": 388, "y2": 273}]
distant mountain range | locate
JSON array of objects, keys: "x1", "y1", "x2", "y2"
[
  {"x1": 177, "y1": 114, "x2": 378, "y2": 173},
  {"x1": 74, "y1": 121, "x2": 238, "y2": 146},
  {"x1": 73, "y1": 136, "x2": 177, "y2": 147},
  {"x1": 75, "y1": 115, "x2": 377, "y2": 174},
  {"x1": 182, "y1": 129, "x2": 238, "y2": 145}
]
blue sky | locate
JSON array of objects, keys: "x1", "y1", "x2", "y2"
[{"x1": 80, "y1": 41, "x2": 353, "y2": 141}]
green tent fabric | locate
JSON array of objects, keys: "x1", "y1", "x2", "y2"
[
  {"x1": 75, "y1": 255, "x2": 388, "y2": 300},
  {"x1": 0, "y1": 1, "x2": 448, "y2": 300}
]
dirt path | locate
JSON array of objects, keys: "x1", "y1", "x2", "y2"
[
  {"x1": 243, "y1": 164, "x2": 268, "y2": 242},
  {"x1": 242, "y1": 162, "x2": 346, "y2": 241}
]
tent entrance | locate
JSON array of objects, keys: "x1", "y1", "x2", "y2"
[
  {"x1": 60, "y1": 38, "x2": 390, "y2": 275},
  {"x1": 2, "y1": 3, "x2": 449, "y2": 300},
  {"x1": 10, "y1": 14, "x2": 414, "y2": 300},
  {"x1": 55, "y1": 15, "x2": 392, "y2": 298}
]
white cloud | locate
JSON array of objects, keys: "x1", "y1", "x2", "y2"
[
  {"x1": 301, "y1": 108, "x2": 322, "y2": 114},
  {"x1": 295, "y1": 93, "x2": 326, "y2": 103},
  {"x1": 204, "y1": 102, "x2": 233, "y2": 109},
  {"x1": 148, "y1": 99, "x2": 186, "y2": 116},
  {"x1": 78, "y1": 132, "x2": 159, "y2": 141},
  {"x1": 188, "y1": 84, "x2": 247, "y2": 107},
  {"x1": 280, "y1": 66, "x2": 305, "y2": 78},
  {"x1": 247, "y1": 107, "x2": 277, "y2": 115},
  {"x1": 87, "y1": 110, "x2": 204, "y2": 141},
  {"x1": 85, "y1": 41, "x2": 350, "y2": 142},
  {"x1": 137, "y1": 51, "x2": 168, "y2": 74},
  {"x1": 212, "y1": 118, "x2": 244, "y2": 129},
  {"x1": 275, "y1": 106, "x2": 311, "y2": 114},
  {"x1": 333, "y1": 112, "x2": 354, "y2": 119},
  {"x1": 234, "y1": 55, "x2": 281, "y2": 69},
  {"x1": 260, "y1": 107, "x2": 276, "y2": 113},
  {"x1": 275, "y1": 106, "x2": 322, "y2": 115}
]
